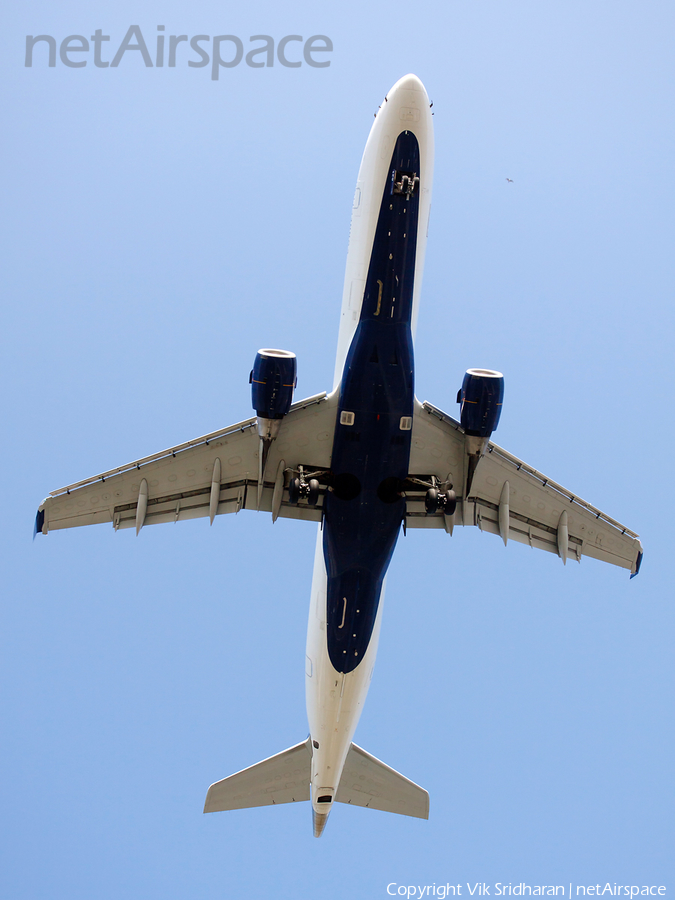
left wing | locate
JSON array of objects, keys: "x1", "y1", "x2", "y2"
[
  {"x1": 36, "y1": 391, "x2": 338, "y2": 535},
  {"x1": 407, "y1": 399, "x2": 643, "y2": 576}
]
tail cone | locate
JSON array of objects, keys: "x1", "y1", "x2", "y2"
[{"x1": 312, "y1": 809, "x2": 329, "y2": 838}]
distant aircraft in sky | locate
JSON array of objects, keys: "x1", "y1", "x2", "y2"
[
  {"x1": 506, "y1": 177, "x2": 514, "y2": 182},
  {"x1": 36, "y1": 75, "x2": 643, "y2": 837}
]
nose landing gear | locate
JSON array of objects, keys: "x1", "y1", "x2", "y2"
[{"x1": 391, "y1": 169, "x2": 420, "y2": 199}]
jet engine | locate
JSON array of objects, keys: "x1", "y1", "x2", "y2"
[
  {"x1": 249, "y1": 348, "x2": 297, "y2": 507},
  {"x1": 457, "y1": 368, "x2": 504, "y2": 437},
  {"x1": 250, "y1": 349, "x2": 297, "y2": 441}
]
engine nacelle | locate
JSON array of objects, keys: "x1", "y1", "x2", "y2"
[
  {"x1": 250, "y1": 348, "x2": 297, "y2": 428},
  {"x1": 458, "y1": 368, "x2": 504, "y2": 437}
]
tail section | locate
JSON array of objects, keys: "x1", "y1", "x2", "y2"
[
  {"x1": 313, "y1": 807, "x2": 330, "y2": 838},
  {"x1": 203, "y1": 738, "x2": 311, "y2": 812},
  {"x1": 336, "y1": 743, "x2": 429, "y2": 819},
  {"x1": 203, "y1": 738, "x2": 428, "y2": 831}
]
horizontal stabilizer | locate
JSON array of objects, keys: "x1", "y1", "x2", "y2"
[
  {"x1": 203, "y1": 738, "x2": 311, "y2": 813},
  {"x1": 335, "y1": 743, "x2": 429, "y2": 819}
]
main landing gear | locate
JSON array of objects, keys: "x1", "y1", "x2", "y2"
[
  {"x1": 287, "y1": 466, "x2": 321, "y2": 507},
  {"x1": 424, "y1": 477, "x2": 456, "y2": 516}
]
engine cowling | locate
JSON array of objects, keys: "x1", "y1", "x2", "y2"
[
  {"x1": 458, "y1": 368, "x2": 504, "y2": 437},
  {"x1": 250, "y1": 349, "x2": 297, "y2": 420}
]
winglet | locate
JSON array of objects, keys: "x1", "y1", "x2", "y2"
[
  {"x1": 33, "y1": 508, "x2": 45, "y2": 539},
  {"x1": 630, "y1": 549, "x2": 644, "y2": 579}
]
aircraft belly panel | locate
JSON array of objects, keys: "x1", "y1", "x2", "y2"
[{"x1": 323, "y1": 131, "x2": 421, "y2": 674}]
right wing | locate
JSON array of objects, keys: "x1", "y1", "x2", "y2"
[
  {"x1": 407, "y1": 399, "x2": 643, "y2": 576},
  {"x1": 36, "y1": 391, "x2": 339, "y2": 535}
]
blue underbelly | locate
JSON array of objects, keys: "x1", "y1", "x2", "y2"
[{"x1": 323, "y1": 130, "x2": 421, "y2": 673}]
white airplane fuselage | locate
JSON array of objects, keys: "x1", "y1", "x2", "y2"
[{"x1": 304, "y1": 74, "x2": 434, "y2": 835}]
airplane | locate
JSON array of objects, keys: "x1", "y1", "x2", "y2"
[{"x1": 35, "y1": 74, "x2": 643, "y2": 837}]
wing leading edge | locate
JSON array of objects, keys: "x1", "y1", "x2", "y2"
[{"x1": 407, "y1": 399, "x2": 643, "y2": 576}]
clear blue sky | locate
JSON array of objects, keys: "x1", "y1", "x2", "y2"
[{"x1": 2, "y1": 1, "x2": 673, "y2": 897}]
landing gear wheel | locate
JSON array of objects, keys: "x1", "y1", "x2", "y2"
[
  {"x1": 443, "y1": 490, "x2": 457, "y2": 517},
  {"x1": 288, "y1": 477, "x2": 301, "y2": 504},
  {"x1": 307, "y1": 479, "x2": 320, "y2": 507},
  {"x1": 425, "y1": 487, "x2": 439, "y2": 515}
]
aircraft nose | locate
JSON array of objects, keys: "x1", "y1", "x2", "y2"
[
  {"x1": 378, "y1": 73, "x2": 432, "y2": 137},
  {"x1": 390, "y1": 73, "x2": 426, "y2": 95}
]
